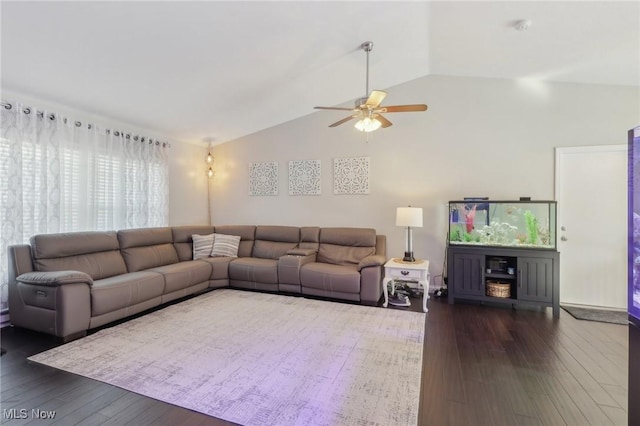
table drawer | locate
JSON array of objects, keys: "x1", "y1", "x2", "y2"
[{"x1": 387, "y1": 268, "x2": 423, "y2": 280}]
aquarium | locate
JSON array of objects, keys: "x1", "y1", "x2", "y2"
[{"x1": 448, "y1": 200, "x2": 557, "y2": 250}]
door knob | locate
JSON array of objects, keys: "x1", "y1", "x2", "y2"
[
  {"x1": 561, "y1": 226, "x2": 566, "y2": 231},
  {"x1": 561, "y1": 236, "x2": 568, "y2": 241}
]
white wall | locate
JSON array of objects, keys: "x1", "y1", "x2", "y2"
[
  {"x1": 210, "y1": 75, "x2": 640, "y2": 286},
  {"x1": 167, "y1": 141, "x2": 210, "y2": 226},
  {"x1": 2, "y1": 89, "x2": 210, "y2": 227}
]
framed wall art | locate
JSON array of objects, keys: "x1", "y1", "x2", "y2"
[
  {"x1": 288, "y1": 159, "x2": 321, "y2": 196},
  {"x1": 249, "y1": 161, "x2": 278, "y2": 196},
  {"x1": 333, "y1": 156, "x2": 370, "y2": 195}
]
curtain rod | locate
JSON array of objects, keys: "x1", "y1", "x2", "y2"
[{"x1": 1, "y1": 100, "x2": 171, "y2": 148}]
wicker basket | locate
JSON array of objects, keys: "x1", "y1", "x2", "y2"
[{"x1": 486, "y1": 281, "x2": 511, "y2": 298}]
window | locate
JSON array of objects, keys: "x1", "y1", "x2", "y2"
[{"x1": 0, "y1": 102, "x2": 170, "y2": 312}]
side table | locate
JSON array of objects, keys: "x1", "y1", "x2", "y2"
[{"x1": 383, "y1": 258, "x2": 430, "y2": 313}]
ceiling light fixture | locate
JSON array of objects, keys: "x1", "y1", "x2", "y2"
[
  {"x1": 354, "y1": 110, "x2": 381, "y2": 132},
  {"x1": 314, "y1": 42, "x2": 427, "y2": 132},
  {"x1": 354, "y1": 42, "x2": 382, "y2": 132}
]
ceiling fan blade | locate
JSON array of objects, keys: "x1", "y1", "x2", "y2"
[
  {"x1": 373, "y1": 113, "x2": 393, "y2": 128},
  {"x1": 379, "y1": 104, "x2": 428, "y2": 113},
  {"x1": 365, "y1": 90, "x2": 387, "y2": 108},
  {"x1": 329, "y1": 115, "x2": 357, "y2": 127},
  {"x1": 314, "y1": 106, "x2": 355, "y2": 111}
]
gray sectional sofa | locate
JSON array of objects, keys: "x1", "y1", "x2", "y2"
[{"x1": 7, "y1": 225, "x2": 386, "y2": 341}]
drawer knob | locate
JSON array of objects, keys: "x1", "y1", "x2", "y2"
[{"x1": 401, "y1": 270, "x2": 409, "y2": 276}]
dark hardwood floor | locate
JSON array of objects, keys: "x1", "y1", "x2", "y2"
[{"x1": 1, "y1": 293, "x2": 629, "y2": 425}]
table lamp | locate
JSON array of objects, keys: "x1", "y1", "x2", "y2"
[{"x1": 396, "y1": 206, "x2": 423, "y2": 262}]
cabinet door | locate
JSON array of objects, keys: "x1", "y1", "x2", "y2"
[
  {"x1": 452, "y1": 253, "x2": 484, "y2": 296},
  {"x1": 518, "y1": 257, "x2": 553, "y2": 302}
]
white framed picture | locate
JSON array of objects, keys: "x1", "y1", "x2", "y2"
[
  {"x1": 333, "y1": 156, "x2": 370, "y2": 195},
  {"x1": 289, "y1": 159, "x2": 321, "y2": 195},
  {"x1": 249, "y1": 161, "x2": 278, "y2": 196}
]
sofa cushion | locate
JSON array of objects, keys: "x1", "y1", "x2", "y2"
[
  {"x1": 299, "y1": 227, "x2": 320, "y2": 251},
  {"x1": 211, "y1": 234, "x2": 241, "y2": 257},
  {"x1": 318, "y1": 244, "x2": 376, "y2": 266},
  {"x1": 171, "y1": 225, "x2": 215, "y2": 261},
  {"x1": 33, "y1": 251, "x2": 127, "y2": 281},
  {"x1": 229, "y1": 258, "x2": 279, "y2": 284},
  {"x1": 121, "y1": 244, "x2": 179, "y2": 272},
  {"x1": 200, "y1": 257, "x2": 233, "y2": 280},
  {"x1": 300, "y1": 263, "x2": 361, "y2": 294},
  {"x1": 214, "y1": 225, "x2": 256, "y2": 257},
  {"x1": 252, "y1": 226, "x2": 300, "y2": 260},
  {"x1": 31, "y1": 231, "x2": 120, "y2": 258},
  {"x1": 192, "y1": 234, "x2": 215, "y2": 260},
  {"x1": 148, "y1": 260, "x2": 212, "y2": 294},
  {"x1": 317, "y1": 227, "x2": 377, "y2": 266},
  {"x1": 30, "y1": 231, "x2": 127, "y2": 280},
  {"x1": 118, "y1": 227, "x2": 174, "y2": 248},
  {"x1": 118, "y1": 228, "x2": 179, "y2": 272},
  {"x1": 91, "y1": 271, "x2": 165, "y2": 316},
  {"x1": 253, "y1": 240, "x2": 298, "y2": 259}
]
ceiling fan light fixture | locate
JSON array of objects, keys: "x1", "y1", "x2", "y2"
[
  {"x1": 314, "y1": 40, "x2": 427, "y2": 132},
  {"x1": 354, "y1": 117, "x2": 381, "y2": 132}
]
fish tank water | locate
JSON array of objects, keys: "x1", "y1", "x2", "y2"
[{"x1": 448, "y1": 200, "x2": 557, "y2": 250}]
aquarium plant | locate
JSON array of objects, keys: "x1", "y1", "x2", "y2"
[
  {"x1": 450, "y1": 225, "x2": 464, "y2": 242},
  {"x1": 524, "y1": 211, "x2": 539, "y2": 244}
]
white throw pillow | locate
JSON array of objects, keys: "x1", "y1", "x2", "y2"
[
  {"x1": 211, "y1": 233, "x2": 241, "y2": 257},
  {"x1": 192, "y1": 233, "x2": 215, "y2": 260}
]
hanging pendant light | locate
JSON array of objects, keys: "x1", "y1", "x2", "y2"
[{"x1": 205, "y1": 138, "x2": 214, "y2": 179}]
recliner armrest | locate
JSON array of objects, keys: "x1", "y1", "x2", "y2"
[
  {"x1": 16, "y1": 270, "x2": 93, "y2": 287},
  {"x1": 287, "y1": 248, "x2": 317, "y2": 257},
  {"x1": 358, "y1": 255, "x2": 386, "y2": 271}
]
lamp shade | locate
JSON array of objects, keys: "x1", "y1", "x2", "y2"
[{"x1": 396, "y1": 207, "x2": 423, "y2": 227}]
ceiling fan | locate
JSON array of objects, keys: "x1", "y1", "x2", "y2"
[{"x1": 314, "y1": 41, "x2": 428, "y2": 132}]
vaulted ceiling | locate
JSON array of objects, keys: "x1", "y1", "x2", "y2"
[{"x1": 2, "y1": 1, "x2": 638, "y2": 145}]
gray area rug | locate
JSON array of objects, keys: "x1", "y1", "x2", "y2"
[
  {"x1": 29, "y1": 289, "x2": 425, "y2": 426},
  {"x1": 561, "y1": 305, "x2": 628, "y2": 325}
]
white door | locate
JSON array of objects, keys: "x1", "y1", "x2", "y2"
[{"x1": 555, "y1": 145, "x2": 627, "y2": 309}]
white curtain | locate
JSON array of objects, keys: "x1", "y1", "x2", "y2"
[{"x1": 0, "y1": 102, "x2": 169, "y2": 312}]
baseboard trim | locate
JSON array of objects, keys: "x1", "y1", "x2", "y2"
[{"x1": 560, "y1": 302, "x2": 627, "y2": 312}]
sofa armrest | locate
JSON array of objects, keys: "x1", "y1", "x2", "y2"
[
  {"x1": 287, "y1": 248, "x2": 317, "y2": 257},
  {"x1": 16, "y1": 270, "x2": 93, "y2": 287},
  {"x1": 358, "y1": 255, "x2": 386, "y2": 271}
]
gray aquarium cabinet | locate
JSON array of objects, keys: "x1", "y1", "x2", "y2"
[{"x1": 447, "y1": 200, "x2": 559, "y2": 317}]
